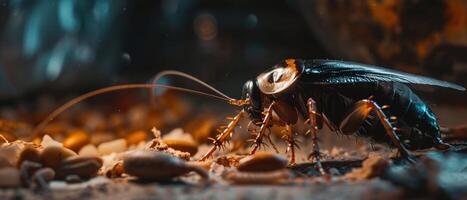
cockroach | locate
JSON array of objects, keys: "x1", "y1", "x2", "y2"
[{"x1": 34, "y1": 59, "x2": 465, "y2": 174}]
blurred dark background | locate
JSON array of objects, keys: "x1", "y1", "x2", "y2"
[{"x1": 0, "y1": 0, "x2": 466, "y2": 103}]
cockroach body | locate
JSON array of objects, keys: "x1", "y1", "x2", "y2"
[{"x1": 201, "y1": 59, "x2": 465, "y2": 169}]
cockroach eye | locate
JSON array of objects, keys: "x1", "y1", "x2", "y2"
[
  {"x1": 267, "y1": 71, "x2": 284, "y2": 83},
  {"x1": 267, "y1": 72, "x2": 275, "y2": 83},
  {"x1": 273, "y1": 72, "x2": 283, "y2": 83}
]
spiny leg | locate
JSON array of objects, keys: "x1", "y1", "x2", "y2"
[
  {"x1": 247, "y1": 121, "x2": 279, "y2": 153},
  {"x1": 305, "y1": 98, "x2": 325, "y2": 175},
  {"x1": 283, "y1": 124, "x2": 299, "y2": 165},
  {"x1": 265, "y1": 129, "x2": 280, "y2": 153},
  {"x1": 200, "y1": 111, "x2": 244, "y2": 161},
  {"x1": 250, "y1": 103, "x2": 275, "y2": 154},
  {"x1": 339, "y1": 99, "x2": 412, "y2": 161}
]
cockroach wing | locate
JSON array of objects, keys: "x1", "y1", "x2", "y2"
[{"x1": 301, "y1": 60, "x2": 465, "y2": 91}]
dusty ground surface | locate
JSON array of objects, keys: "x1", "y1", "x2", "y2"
[
  {"x1": 0, "y1": 94, "x2": 466, "y2": 200},
  {"x1": 0, "y1": 145, "x2": 465, "y2": 200},
  {"x1": 0, "y1": 178, "x2": 398, "y2": 200}
]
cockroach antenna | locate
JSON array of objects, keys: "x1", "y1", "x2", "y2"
[
  {"x1": 33, "y1": 72, "x2": 248, "y2": 139},
  {"x1": 0, "y1": 134, "x2": 9, "y2": 144},
  {"x1": 151, "y1": 70, "x2": 250, "y2": 106}
]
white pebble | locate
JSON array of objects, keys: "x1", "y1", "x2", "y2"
[
  {"x1": 41, "y1": 135, "x2": 63, "y2": 148},
  {"x1": 78, "y1": 144, "x2": 99, "y2": 157},
  {"x1": 97, "y1": 139, "x2": 127, "y2": 155},
  {"x1": 162, "y1": 128, "x2": 195, "y2": 143}
]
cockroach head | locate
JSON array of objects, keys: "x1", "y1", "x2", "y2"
[{"x1": 241, "y1": 80, "x2": 263, "y2": 122}]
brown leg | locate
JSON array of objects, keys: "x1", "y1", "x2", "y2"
[
  {"x1": 306, "y1": 98, "x2": 325, "y2": 175},
  {"x1": 283, "y1": 125, "x2": 298, "y2": 165},
  {"x1": 200, "y1": 111, "x2": 244, "y2": 161},
  {"x1": 265, "y1": 131, "x2": 280, "y2": 153},
  {"x1": 339, "y1": 99, "x2": 412, "y2": 160},
  {"x1": 250, "y1": 103, "x2": 275, "y2": 154},
  {"x1": 247, "y1": 120, "x2": 279, "y2": 153}
]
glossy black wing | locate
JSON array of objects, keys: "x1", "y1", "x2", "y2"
[{"x1": 301, "y1": 59, "x2": 465, "y2": 91}]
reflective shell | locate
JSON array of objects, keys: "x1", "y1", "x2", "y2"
[{"x1": 256, "y1": 59, "x2": 302, "y2": 94}]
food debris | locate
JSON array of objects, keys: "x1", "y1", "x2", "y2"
[{"x1": 144, "y1": 128, "x2": 191, "y2": 160}]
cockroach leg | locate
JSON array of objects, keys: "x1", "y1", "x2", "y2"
[
  {"x1": 265, "y1": 129, "x2": 280, "y2": 153},
  {"x1": 0, "y1": 134, "x2": 9, "y2": 143},
  {"x1": 283, "y1": 125, "x2": 298, "y2": 165},
  {"x1": 306, "y1": 98, "x2": 325, "y2": 175},
  {"x1": 250, "y1": 102, "x2": 275, "y2": 155},
  {"x1": 200, "y1": 111, "x2": 244, "y2": 161},
  {"x1": 339, "y1": 99, "x2": 414, "y2": 162}
]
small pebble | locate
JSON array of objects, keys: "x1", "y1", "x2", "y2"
[
  {"x1": 237, "y1": 152, "x2": 288, "y2": 172},
  {"x1": 17, "y1": 146, "x2": 41, "y2": 167},
  {"x1": 79, "y1": 144, "x2": 99, "y2": 157},
  {"x1": 41, "y1": 135, "x2": 62, "y2": 147},
  {"x1": 63, "y1": 130, "x2": 90, "y2": 152},
  {"x1": 163, "y1": 139, "x2": 198, "y2": 156},
  {"x1": 123, "y1": 150, "x2": 208, "y2": 181},
  {"x1": 98, "y1": 139, "x2": 127, "y2": 155},
  {"x1": 90, "y1": 132, "x2": 115, "y2": 145},
  {"x1": 126, "y1": 131, "x2": 147, "y2": 146},
  {"x1": 41, "y1": 146, "x2": 77, "y2": 169},
  {"x1": 58, "y1": 156, "x2": 103, "y2": 179}
]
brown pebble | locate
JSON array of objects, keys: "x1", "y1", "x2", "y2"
[
  {"x1": 17, "y1": 146, "x2": 41, "y2": 167},
  {"x1": 57, "y1": 156, "x2": 103, "y2": 179},
  {"x1": 63, "y1": 130, "x2": 90, "y2": 152},
  {"x1": 123, "y1": 150, "x2": 208, "y2": 181},
  {"x1": 237, "y1": 152, "x2": 288, "y2": 172},
  {"x1": 40, "y1": 146, "x2": 77, "y2": 169},
  {"x1": 126, "y1": 131, "x2": 147, "y2": 146},
  {"x1": 163, "y1": 139, "x2": 198, "y2": 156},
  {"x1": 0, "y1": 167, "x2": 21, "y2": 187},
  {"x1": 90, "y1": 132, "x2": 115, "y2": 145}
]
